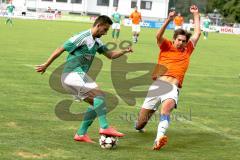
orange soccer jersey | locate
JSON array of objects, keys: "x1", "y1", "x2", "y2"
[
  {"x1": 130, "y1": 11, "x2": 142, "y2": 25},
  {"x1": 174, "y1": 16, "x2": 184, "y2": 26},
  {"x1": 157, "y1": 39, "x2": 194, "y2": 88}
]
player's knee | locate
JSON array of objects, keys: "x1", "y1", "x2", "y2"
[
  {"x1": 93, "y1": 89, "x2": 105, "y2": 97},
  {"x1": 161, "y1": 106, "x2": 174, "y2": 115},
  {"x1": 161, "y1": 99, "x2": 176, "y2": 113}
]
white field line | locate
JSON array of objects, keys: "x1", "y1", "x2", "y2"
[{"x1": 177, "y1": 117, "x2": 240, "y2": 141}]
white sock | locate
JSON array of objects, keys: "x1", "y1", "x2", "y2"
[{"x1": 156, "y1": 120, "x2": 169, "y2": 140}]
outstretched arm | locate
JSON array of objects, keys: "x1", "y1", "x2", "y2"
[
  {"x1": 104, "y1": 47, "x2": 133, "y2": 59},
  {"x1": 190, "y1": 5, "x2": 201, "y2": 46},
  {"x1": 35, "y1": 47, "x2": 65, "y2": 74},
  {"x1": 156, "y1": 11, "x2": 176, "y2": 46}
]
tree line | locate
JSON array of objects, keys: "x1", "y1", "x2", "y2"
[
  {"x1": 207, "y1": 0, "x2": 240, "y2": 23},
  {"x1": 169, "y1": 0, "x2": 240, "y2": 23}
]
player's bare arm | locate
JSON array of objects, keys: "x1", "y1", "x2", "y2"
[
  {"x1": 156, "y1": 11, "x2": 175, "y2": 46},
  {"x1": 35, "y1": 47, "x2": 65, "y2": 74},
  {"x1": 104, "y1": 47, "x2": 133, "y2": 59},
  {"x1": 189, "y1": 5, "x2": 201, "y2": 46},
  {"x1": 129, "y1": 13, "x2": 133, "y2": 20}
]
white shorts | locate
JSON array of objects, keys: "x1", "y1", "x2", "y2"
[
  {"x1": 132, "y1": 24, "x2": 141, "y2": 33},
  {"x1": 142, "y1": 80, "x2": 179, "y2": 111},
  {"x1": 175, "y1": 25, "x2": 183, "y2": 30},
  {"x1": 203, "y1": 27, "x2": 210, "y2": 32},
  {"x1": 112, "y1": 23, "x2": 120, "y2": 30},
  {"x1": 61, "y1": 72, "x2": 98, "y2": 100},
  {"x1": 7, "y1": 12, "x2": 13, "y2": 18}
]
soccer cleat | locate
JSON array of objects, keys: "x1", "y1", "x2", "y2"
[
  {"x1": 153, "y1": 135, "x2": 168, "y2": 150},
  {"x1": 99, "y1": 127, "x2": 125, "y2": 137},
  {"x1": 136, "y1": 128, "x2": 146, "y2": 133},
  {"x1": 74, "y1": 134, "x2": 95, "y2": 143}
]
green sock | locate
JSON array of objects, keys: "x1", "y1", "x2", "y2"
[
  {"x1": 116, "y1": 31, "x2": 120, "y2": 39},
  {"x1": 112, "y1": 30, "x2": 115, "y2": 39},
  {"x1": 93, "y1": 96, "x2": 109, "y2": 129},
  {"x1": 77, "y1": 106, "x2": 97, "y2": 135},
  {"x1": 6, "y1": 19, "x2": 10, "y2": 24},
  {"x1": 205, "y1": 32, "x2": 208, "y2": 38}
]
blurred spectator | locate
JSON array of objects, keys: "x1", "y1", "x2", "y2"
[
  {"x1": 48, "y1": 6, "x2": 52, "y2": 13},
  {"x1": 22, "y1": 3, "x2": 27, "y2": 16},
  {"x1": 187, "y1": 19, "x2": 194, "y2": 31}
]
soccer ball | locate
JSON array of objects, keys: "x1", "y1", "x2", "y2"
[{"x1": 99, "y1": 135, "x2": 118, "y2": 149}]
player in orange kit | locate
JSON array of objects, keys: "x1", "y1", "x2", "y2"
[
  {"x1": 130, "y1": 6, "x2": 142, "y2": 43},
  {"x1": 135, "y1": 5, "x2": 201, "y2": 150},
  {"x1": 174, "y1": 12, "x2": 184, "y2": 30}
]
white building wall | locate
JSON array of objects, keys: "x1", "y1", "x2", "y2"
[
  {"x1": 85, "y1": 0, "x2": 114, "y2": 16},
  {"x1": 143, "y1": 0, "x2": 169, "y2": 19},
  {"x1": 118, "y1": 0, "x2": 169, "y2": 19},
  {"x1": 25, "y1": 0, "x2": 84, "y2": 12},
  {"x1": 25, "y1": 0, "x2": 37, "y2": 10},
  {"x1": 13, "y1": 0, "x2": 169, "y2": 20},
  {"x1": 117, "y1": 0, "x2": 131, "y2": 16},
  {"x1": 11, "y1": 0, "x2": 26, "y2": 11}
]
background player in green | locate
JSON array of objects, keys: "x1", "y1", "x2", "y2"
[
  {"x1": 36, "y1": 15, "x2": 133, "y2": 143},
  {"x1": 111, "y1": 7, "x2": 121, "y2": 41},
  {"x1": 203, "y1": 15, "x2": 211, "y2": 40},
  {"x1": 5, "y1": 0, "x2": 15, "y2": 26}
]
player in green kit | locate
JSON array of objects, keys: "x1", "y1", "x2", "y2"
[
  {"x1": 36, "y1": 15, "x2": 133, "y2": 143},
  {"x1": 203, "y1": 15, "x2": 211, "y2": 40},
  {"x1": 5, "y1": 1, "x2": 15, "y2": 26},
  {"x1": 111, "y1": 7, "x2": 121, "y2": 41}
]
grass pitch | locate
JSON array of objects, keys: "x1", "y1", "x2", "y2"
[{"x1": 0, "y1": 18, "x2": 240, "y2": 160}]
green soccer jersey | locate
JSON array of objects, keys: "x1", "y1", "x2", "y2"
[
  {"x1": 63, "y1": 29, "x2": 109, "y2": 73},
  {"x1": 7, "y1": 4, "x2": 15, "y2": 13},
  {"x1": 203, "y1": 19, "x2": 211, "y2": 28},
  {"x1": 112, "y1": 12, "x2": 121, "y2": 23}
]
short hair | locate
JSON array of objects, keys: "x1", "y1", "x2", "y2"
[
  {"x1": 173, "y1": 29, "x2": 192, "y2": 42},
  {"x1": 93, "y1": 15, "x2": 113, "y2": 27}
]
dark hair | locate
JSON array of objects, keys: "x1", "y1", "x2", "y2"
[
  {"x1": 93, "y1": 15, "x2": 113, "y2": 27},
  {"x1": 173, "y1": 29, "x2": 192, "y2": 42}
]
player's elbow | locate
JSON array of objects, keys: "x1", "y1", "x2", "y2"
[{"x1": 156, "y1": 35, "x2": 161, "y2": 42}]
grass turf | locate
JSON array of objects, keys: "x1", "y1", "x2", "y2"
[{"x1": 0, "y1": 18, "x2": 240, "y2": 160}]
